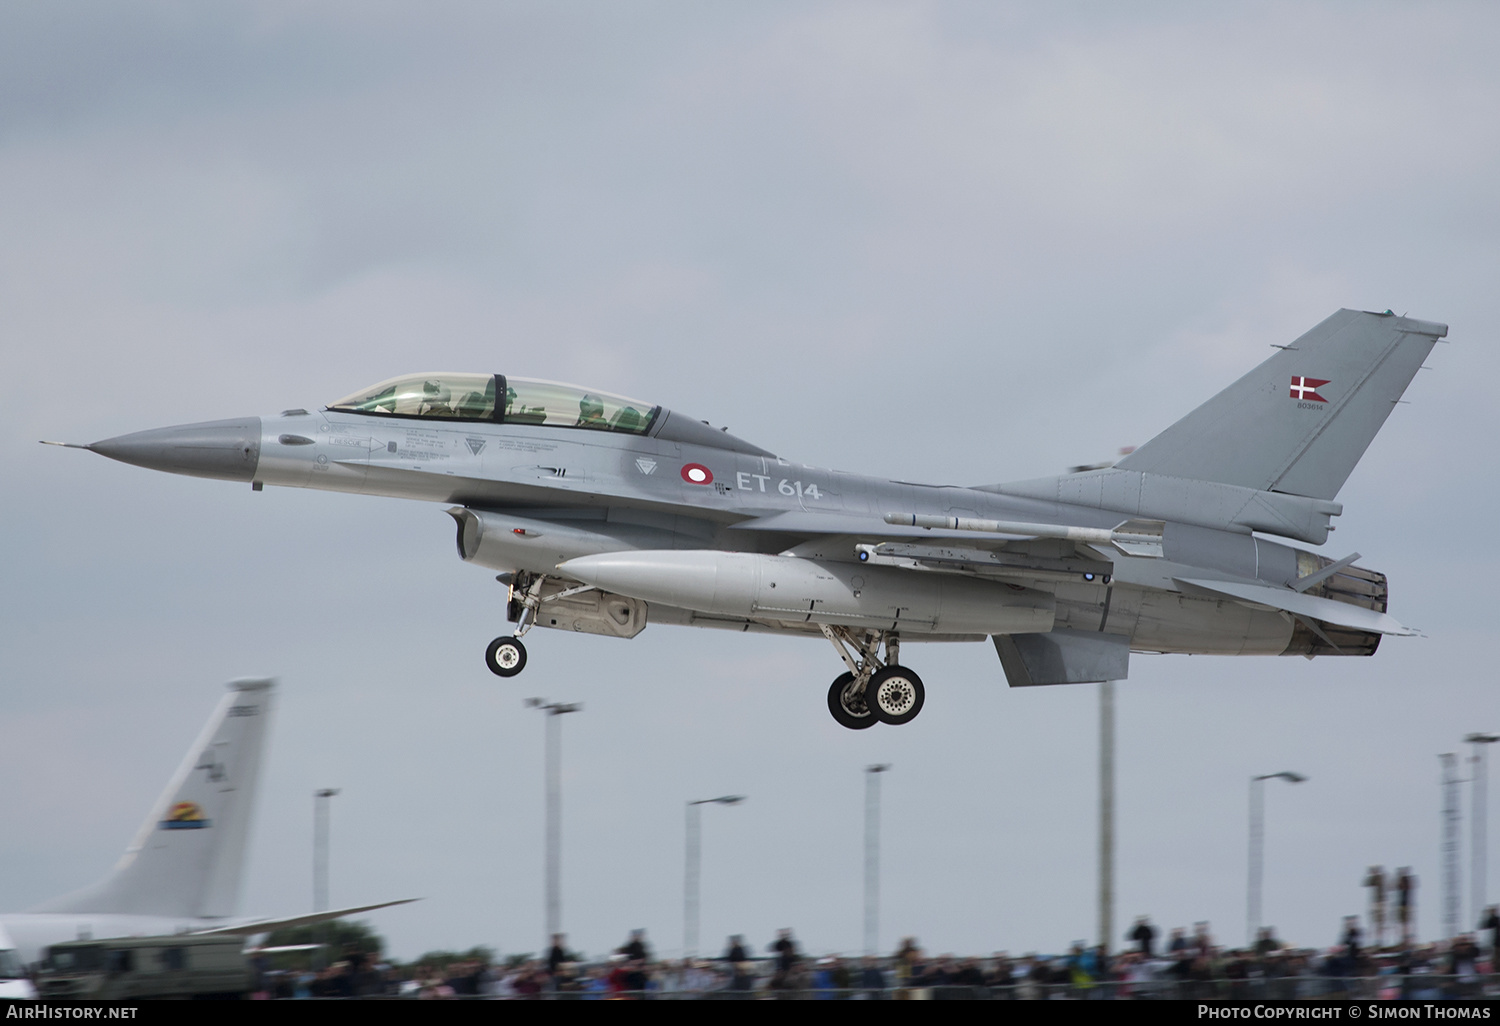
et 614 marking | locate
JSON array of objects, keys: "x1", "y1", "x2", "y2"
[{"x1": 736, "y1": 473, "x2": 823, "y2": 500}]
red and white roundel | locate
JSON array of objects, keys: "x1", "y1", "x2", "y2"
[{"x1": 681, "y1": 463, "x2": 714, "y2": 485}]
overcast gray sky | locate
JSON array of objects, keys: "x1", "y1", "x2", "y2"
[{"x1": 3, "y1": 0, "x2": 1498, "y2": 962}]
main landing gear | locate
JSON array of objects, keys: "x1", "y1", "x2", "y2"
[{"x1": 820, "y1": 626, "x2": 925, "y2": 730}]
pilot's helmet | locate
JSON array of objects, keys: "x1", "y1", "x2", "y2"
[
  {"x1": 579, "y1": 394, "x2": 604, "y2": 420},
  {"x1": 423, "y1": 379, "x2": 452, "y2": 403}
]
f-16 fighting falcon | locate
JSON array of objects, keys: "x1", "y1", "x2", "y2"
[{"x1": 48, "y1": 309, "x2": 1444, "y2": 730}]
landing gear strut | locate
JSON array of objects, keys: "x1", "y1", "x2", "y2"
[{"x1": 819, "y1": 626, "x2": 925, "y2": 729}]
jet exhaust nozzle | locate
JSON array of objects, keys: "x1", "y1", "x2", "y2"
[{"x1": 88, "y1": 418, "x2": 262, "y2": 482}]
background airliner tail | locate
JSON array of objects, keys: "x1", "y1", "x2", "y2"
[{"x1": 28, "y1": 679, "x2": 275, "y2": 919}]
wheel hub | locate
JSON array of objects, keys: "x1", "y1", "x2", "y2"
[
  {"x1": 840, "y1": 684, "x2": 871, "y2": 717},
  {"x1": 875, "y1": 676, "x2": 915, "y2": 716}
]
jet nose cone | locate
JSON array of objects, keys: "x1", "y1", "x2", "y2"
[{"x1": 89, "y1": 417, "x2": 262, "y2": 481}]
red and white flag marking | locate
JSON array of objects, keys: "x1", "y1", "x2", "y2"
[{"x1": 1290, "y1": 376, "x2": 1330, "y2": 403}]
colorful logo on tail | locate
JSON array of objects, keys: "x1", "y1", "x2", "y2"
[
  {"x1": 160, "y1": 801, "x2": 211, "y2": 830},
  {"x1": 1290, "y1": 376, "x2": 1330, "y2": 403}
]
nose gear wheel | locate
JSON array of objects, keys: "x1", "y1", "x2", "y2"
[{"x1": 485, "y1": 636, "x2": 527, "y2": 677}]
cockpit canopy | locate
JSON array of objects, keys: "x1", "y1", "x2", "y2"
[{"x1": 327, "y1": 374, "x2": 660, "y2": 435}]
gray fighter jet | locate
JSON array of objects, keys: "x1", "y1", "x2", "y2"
[{"x1": 50, "y1": 309, "x2": 1443, "y2": 729}]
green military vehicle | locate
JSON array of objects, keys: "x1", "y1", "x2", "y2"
[{"x1": 36, "y1": 934, "x2": 250, "y2": 1000}]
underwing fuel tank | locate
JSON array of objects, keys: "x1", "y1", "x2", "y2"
[{"x1": 558, "y1": 550, "x2": 1056, "y2": 636}]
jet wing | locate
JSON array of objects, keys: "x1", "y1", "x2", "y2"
[
  {"x1": 189, "y1": 898, "x2": 419, "y2": 936},
  {"x1": 1174, "y1": 578, "x2": 1417, "y2": 636}
]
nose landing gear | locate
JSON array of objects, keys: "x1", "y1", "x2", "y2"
[
  {"x1": 819, "y1": 626, "x2": 925, "y2": 729},
  {"x1": 484, "y1": 571, "x2": 544, "y2": 678}
]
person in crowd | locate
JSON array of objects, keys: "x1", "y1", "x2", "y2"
[
  {"x1": 1396, "y1": 868, "x2": 1416, "y2": 947},
  {"x1": 621, "y1": 956, "x2": 651, "y2": 997},
  {"x1": 827, "y1": 956, "x2": 852, "y2": 996},
  {"x1": 767, "y1": 949, "x2": 807, "y2": 997},
  {"x1": 810, "y1": 957, "x2": 835, "y2": 998},
  {"x1": 546, "y1": 933, "x2": 569, "y2": 981},
  {"x1": 618, "y1": 929, "x2": 650, "y2": 963},
  {"x1": 1254, "y1": 926, "x2": 1281, "y2": 957},
  {"x1": 892, "y1": 937, "x2": 920, "y2": 985},
  {"x1": 1480, "y1": 906, "x2": 1499, "y2": 956},
  {"x1": 1447, "y1": 934, "x2": 1481, "y2": 998},
  {"x1": 722, "y1": 934, "x2": 747, "y2": 964},
  {"x1": 728, "y1": 956, "x2": 755, "y2": 995},
  {"x1": 1364, "y1": 866, "x2": 1388, "y2": 948},
  {"x1": 681, "y1": 958, "x2": 720, "y2": 995},
  {"x1": 986, "y1": 952, "x2": 1015, "y2": 997},
  {"x1": 1341, "y1": 915, "x2": 1363, "y2": 959},
  {"x1": 1129, "y1": 916, "x2": 1157, "y2": 957},
  {"x1": 769, "y1": 928, "x2": 800, "y2": 972}
]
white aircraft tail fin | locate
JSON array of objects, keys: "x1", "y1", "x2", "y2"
[
  {"x1": 29, "y1": 679, "x2": 275, "y2": 919},
  {"x1": 1115, "y1": 309, "x2": 1446, "y2": 500}
]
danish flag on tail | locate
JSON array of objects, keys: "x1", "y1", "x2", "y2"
[{"x1": 1290, "y1": 376, "x2": 1330, "y2": 403}]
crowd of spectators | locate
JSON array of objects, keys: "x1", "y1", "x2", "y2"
[{"x1": 251, "y1": 907, "x2": 1500, "y2": 999}]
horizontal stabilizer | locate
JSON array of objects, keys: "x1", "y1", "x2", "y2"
[
  {"x1": 1174, "y1": 578, "x2": 1416, "y2": 635},
  {"x1": 994, "y1": 629, "x2": 1131, "y2": 686},
  {"x1": 192, "y1": 898, "x2": 420, "y2": 936}
]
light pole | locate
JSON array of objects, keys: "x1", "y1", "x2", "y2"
[
  {"x1": 865, "y1": 764, "x2": 891, "y2": 956},
  {"x1": 1465, "y1": 733, "x2": 1499, "y2": 930},
  {"x1": 313, "y1": 788, "x2": 340, "y2": 913},
  {"x1": 526, "y1": 697, "x2": 582, "y2": 943},
  {"x1": 1247, "y1": 772, "x2": 1306, "y2": 945},
  {"x1": 1099, "y1": 681, "x2": 1115, "y2": 954},
  {"x1": 313, "y1": 788, "x2": 339, "y2": 968},
  {"x1": 1441, "y1": 753, "x2": 1463, "y2": 940},
  {"x1": 683, "y1": 795, "x2": 745, "y2": 958}
]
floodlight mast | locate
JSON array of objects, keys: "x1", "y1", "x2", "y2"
[
  {"x1": 1465, "y1": 733, "x2": 1500, "y2": 929},
  {"x1": 526, "y1": 698, "x2": 582, "y2": 943},
  {"x1": 683, "y1": 795, "x2": 746, "y2": 958},
  {"x1": 1099, "y1": 681, "x2": 1115, "y2": 955},
  {"x1": 865, "y1": 764, "x2": 891, "y2": 956},
  {"x1": 313, "y1": 788, "x2": 340, "y2": 970},
  {"x1": 1247, "y1": 772, "x2": 1307, "y2": 946}
]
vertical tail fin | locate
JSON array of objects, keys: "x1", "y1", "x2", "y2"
[
  {"x1": 29, "y1": 679, "x2": 275, "y2": 919},
  {"x1": 1114, "y1": 310, "x2": 1446, "y2": 500}
]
